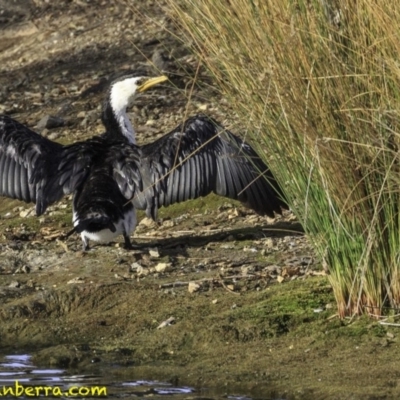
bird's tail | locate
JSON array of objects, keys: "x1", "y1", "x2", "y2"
[{"x1": 69, "y1": 212, "x2": 117, "y2": 235}]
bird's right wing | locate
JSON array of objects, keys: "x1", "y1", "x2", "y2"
[{"x1": 0, "y1": 115, "x2": 95, "y2": 215}]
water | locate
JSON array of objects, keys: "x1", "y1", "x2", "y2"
[{"x1": 0, "y1": 354, "x2": 283, "y2": 399}]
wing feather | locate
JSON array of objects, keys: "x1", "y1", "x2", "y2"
[
  {"x1": 128, "y1": 114, "x2": 286, "y2": 219},
  {"x1": 0, "y1": 115, "x2": 96, "y2": 214},
  {"x1": 8, "y1": 156, "x2": 16, "y2": 198}
]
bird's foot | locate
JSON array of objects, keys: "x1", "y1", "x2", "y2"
[
  {"x1": 123, "y1": 234, "x2": 139, "y2": 250},
  {"x1": 82, "y1": 238, "x2": 90, "y2": 251}
]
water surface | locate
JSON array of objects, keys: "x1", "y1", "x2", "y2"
[{"x1": 0, "y1": 353, "x2": 285, "y2": 399}]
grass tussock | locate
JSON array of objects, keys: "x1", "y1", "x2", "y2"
[{"x1": 168, "y1": 0, "x2": 400, "y2": 317}]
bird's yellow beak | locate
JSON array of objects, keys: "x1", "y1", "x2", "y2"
[{"x1": 138, "y1": 75, "x2": 168, "y2": 92}]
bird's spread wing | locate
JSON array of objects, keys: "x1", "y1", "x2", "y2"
[
  {"x1": 116, "y1": 115, "x2": 286, "y2": 220},
  {"x1": 0, "y1": 115, "x2": 94, "y2": 215}
]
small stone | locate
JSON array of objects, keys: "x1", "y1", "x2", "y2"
[
  {"x1": 228, "y1": 208, "x2": 240, "y2": 219},
  {"x1": 212, "y1": 299, "x2": 218, "y2": 304},
  {"x1": 243, "y1": 247, "x2": 257, "y2": 253},
  {"x1": 149, "y1": 248, "x2": 160, "y2": 258},
  {"x1": 277, "y1": 275, "x2": 285, "y2": 283},
  {"x1": 139, "y1": 217, "x2": 155, "y2": 227},
  {"x1": 37, "y1": 115, "x2": 64, "y2": 130},
  {"x1": 162, "y1": 220, "x2": 175, "y2": 228},
  {"x1": 130, "y1": 262, "x2": 142, "y2": 271},
  {"x1": 9, "y1": 281, "x2": 20, "y2": 288},
  {"x1": 48, "y1": 131, "x2": 61, "y2": 141},
  {"x1": 19, "y1": 209, "x2": 34, "y2": 218},
  {"x1": 155, "y1": 262, "x2": 172, "y2": 273},
  {"x1": 67, "y1": 277, "x2": 85, "y2": 284},
  {"x1": 157, "y1": 317, "x2": 175, "y2": 329},
  {"x1": 188, "y1": 281, "x2": 201, "y2": 293},
  {"x1": 220, "y1": 244, "x2": 234, "y2": 249}
]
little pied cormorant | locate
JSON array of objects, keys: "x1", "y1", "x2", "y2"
[{"x1": 0, "y1": 74, "x2": 286, "y2": 250}]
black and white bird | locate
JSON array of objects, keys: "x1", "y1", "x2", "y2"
[{"x1": 0, "y1": 74, "x2": 286, "y2": 250}]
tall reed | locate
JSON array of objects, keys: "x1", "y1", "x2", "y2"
[{"x1": 168, "y1": 0, "x2": 400, "y2": 317}]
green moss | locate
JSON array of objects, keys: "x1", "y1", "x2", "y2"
[{"x1": 155, "y1": 193, "x2": 241, "y2": 220}]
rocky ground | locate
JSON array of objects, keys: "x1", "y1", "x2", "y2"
[{"x1": 1, "y1": 1, "x2": 400, "y2": 399}]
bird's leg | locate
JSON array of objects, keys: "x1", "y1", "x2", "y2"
[
  {"x1": 82, "y1": 236, "x2": 90, "y2": 251},
  {"x1": 123, "y1": 232, "x2": 133, "y2": 250}
]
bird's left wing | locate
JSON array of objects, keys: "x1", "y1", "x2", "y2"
[{"x1": 113, "y1": 115, "x2": 286, "y2": 220}]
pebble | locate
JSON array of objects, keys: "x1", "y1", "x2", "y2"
[
  {"x1": 149, "y1": 248, "x2": 160, "y2": 258},
  {"x1": 19, "y1": 209, "x2": 34, "y2": 218},
  {"x1": 188, "y1": 281, "x2": 201, "y2": 293},
  {"x1": 139, "y1": 217, "x2": 155, "y2": 227},
  {"x1": 243, "y1": 247, "x2": 257, "y2": 253},
  {"x1": 155, "y1": 262, "x2": 172, "y2": 273},
  {"x1": 36, "y1": 115, "x2": 65, "y2": 130},
  {"x1": 67, "y1": 277, "x2": 85, "y2": 284},
  {"x1": 130, "y1": 262, "x2": 142, "y2": 271},
  {"x1": 48, "y1": 131, "x2": 62, "y2": 141},
  {"x1": 162, "y1": 220, "x2": 175, "y2": 228},
  {"x1": 157, "y1": 317, "x2": 175, "y2": 329}
]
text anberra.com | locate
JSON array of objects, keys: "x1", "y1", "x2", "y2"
[{"x1": 0, "y1": 380, "x2": 107, "y2": 397}]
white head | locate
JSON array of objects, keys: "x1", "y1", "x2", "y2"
[{"x1": 107, "y1": 75, "x2": 168, "y2": 143}]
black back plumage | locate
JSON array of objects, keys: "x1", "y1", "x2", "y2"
[{"x1": 72, "y1": 165, "x2": 133, "y2": 234}]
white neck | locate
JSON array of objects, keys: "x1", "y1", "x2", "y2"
[
  {"x1": 109, "y1": 81, "x2": 137, "y2": 144},
  {"x1": 114, "y1": 109, "x2": 136, "y2": 144}
]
